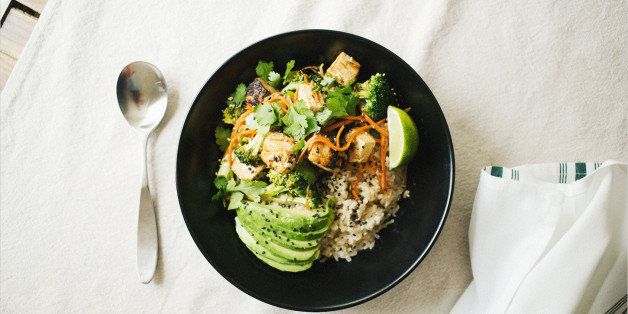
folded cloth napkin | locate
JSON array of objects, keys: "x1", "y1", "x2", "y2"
[{"x1": 452, "y1": 161, "x2": 627, "y2": 314}]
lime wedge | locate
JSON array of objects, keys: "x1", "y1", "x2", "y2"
[{"x1": 387, "y1": 106, "x2": 419, "y2": 169}]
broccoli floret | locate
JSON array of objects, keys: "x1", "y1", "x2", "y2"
[
  {"x1": 223, "y1": 105, "x2": 246, "y2": 125},
  {"x1": 267, "y1": 170, "x2": 308, "y2": 197},
  {"x1": 267, "y1": 162, "x2": 316, "y2": 197},
  {"x1": 233, "y1": 131, "x2": 266, "y2": 165},
  {"x1": 223, "y1": 84, "x2": 247, "y2": 124},
  {"x1": 233, "y1": 146, "x2": 261, "y2": 165},
  {"x1": 261, "y1": 162, "x2": 323, "y2": 208},
  {"x1": 356, "y1": 73, "x2": 394, "y2": 121},
  {"x1": 306, "y1": 188, "x2": 323, "y2": 208}
]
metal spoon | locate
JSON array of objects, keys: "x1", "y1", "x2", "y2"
[{"x1": 116, "y1": 61, "x2": 167, "y2": 284}]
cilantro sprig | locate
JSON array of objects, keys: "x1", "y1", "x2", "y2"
[
  {"x1": 255, "y1": 61, "x2": 281, "y2": 88},
  {"x1": 214, "y1": 126, "x2": 232, "y2": 152},
  {"x1": 281, "y1": 101, "x2": 320, "y2": 139}
]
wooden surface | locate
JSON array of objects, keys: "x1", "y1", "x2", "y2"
[
  {"x1": 16, "y1": 0, "x2": 47, "y2": 13},
  {"x1": 0, "y1": 0, "x2": 46, "y2": 90}
]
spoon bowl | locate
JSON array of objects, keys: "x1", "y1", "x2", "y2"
[{"x1": 117, "y1": 61, "x2": 168, "y2": 131}]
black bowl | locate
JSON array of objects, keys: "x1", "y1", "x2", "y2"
[{"x1": 176, "y1": 30, "x2": 454, "y2": 311}]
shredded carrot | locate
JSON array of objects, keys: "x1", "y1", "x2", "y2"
[
  {"x1": 310, "y1": 125, "x2": 371, "y2": 151},
  {"x1": 351, "y1": 163, "x2": 364, "y2": 199},
  {"x1": 300, "y1": 118, "x2": 386, "y2": 161},
  {"x1": 224, "y1": 107, "x2": 254, "y2": 165},
  {"x1": 238, "y1": 130, "x2": 256, "y2": 137},
  {"x1": 298, "y1": 112, "x2": 390, "y2": 191},
  {"x1": 379, "y1": 133, "x2": 388, "y2": 191},
  {"x1": 298, "y1": 136, "x2": 317, "y2": 161},
  {"x1": 362, "y1": 113, "x2": 387, "y2": 135},
  {"x1": 322, "y1": 119, "x2": 353, "y2": 132},
  {"x1": 364, "y1": 160, "x2": 378, "y2": 174},
  {"x1": 335, "y1": 125, "x2": 345, "y2": 146},
  {"x1": 341, "y1": 115, "x2": 367, "y2": 122},
  {"x1": 266, "y1": 93, "x2": 291, "y2": 111}
]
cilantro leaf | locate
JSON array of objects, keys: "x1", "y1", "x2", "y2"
[
  {"x1": 293, "y1": 100, "x2": 313, "y2": 116},
  {"x1": 254, "y1": 103, "x2": 278, "y2": 126},
  {"x1": 325, "y1": 85, "x2": 358, "y2": 118},
  {"x1": 283, "y1": 60, "x2": 295, "y2": 84},
  {"x1": 315, "y1": 108, "x2": 333, "y2": 125},
  {"x1": 223, "y1": 83, "x2": 248, "y2": 124},
  {"x1": 284, "y1": 122, "x2": 306, "y2": 139},
  {"x1": 233, "y1": 83, "x2": 247, "y2": 105},
  {"x1": 255, "y1": 61, "x2": 274, "y2": 81},
  {"x1": 282, "y1": 60, "x2": 304, "y2": 84},
  {"x1": 215, "y1": 126, "x2": 232, "y2": 152},
  {"x1": 282, "y1": 105, "x2": 308, "y2": 139},
  {"x1": 283, "y1": 103, "x2": 309, "y2": 127},
  {"x1": 345, "y1": 96, "x2": 358, "y2": 116},
  {"x1": 281, "y1": 100, "x2": 321, "y2": 139},
  {"x1": 291, "y1": 101, "x2": 320, "y2": 137},
  {"x1": 211, "y1": 177, "x2": 229, "y2": 205},
  {"x1": 268, "y1": 71, "x2": 281, "y2": 87},
  {"x1": 284, "y1": 60, "x2": 295, "y2": 77},
  {"x1": 305, "y1": 116, "x2": 320, "y2": 135}
]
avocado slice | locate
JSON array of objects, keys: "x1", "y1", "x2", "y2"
[
  {"x1": 239, "y1": 201, "x2": 332, "y2": 236},
  {"x1": 235, "y1": 218, "x2": 316, "y2": 271},
  {"x1": 237, "y1": 210, "x2": 320, "y2": 250},
  {"x1": 237, "y1": 216, "x2": 319, "y2": 261},
  {"x1": 242, "y1": 201, "x2": 331, "y2": 232},
  {"x1": 254, "y1": 251, "x2": 314, "y2": 272},
  {"x1": 236, "y1": 205, "x2": 331, "y2": 241}
]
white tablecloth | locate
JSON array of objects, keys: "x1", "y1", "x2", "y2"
[{"x1": 1, "y1": 1, "x2": 626, "y2": 312}]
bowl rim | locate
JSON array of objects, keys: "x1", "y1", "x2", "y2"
[{"x1": 176, "y1": 28, "x2": 455, "y2": 311}]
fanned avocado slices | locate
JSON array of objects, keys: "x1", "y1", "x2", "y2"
[{"x1": 235, "y1": 218, "x2": 318, "y2": 272}]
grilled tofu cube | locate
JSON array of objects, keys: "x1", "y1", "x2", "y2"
[
  {"x1": 346, "y1": 129, "x2": 376, "y2": 163},
  {"x1": 260, "y1": 132, "x2": 297, "y2": 173},
  {"x1": 296, "y1": 83, "x2": 325, "y2": 112},
  {"x1": 245, "y1": 79, "x2": 270, "y2": 106},
  {"x1": 308, "y1": 141, "x2": 334, "y2": 170},
  {"x1": 326, "y1": 52, "x2": 361, "y2": 86},
  {"x1": 231, "y1": 156, "x2": 265, "y2": 180}
]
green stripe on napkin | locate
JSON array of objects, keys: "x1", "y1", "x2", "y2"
[
  {"x1": 484, "y1": 162, "x2": 604, "y2": 184},
  {"x1": 490, "y1": 166, "x2": 503, "y2": 178},
  {"x1": 604, "y1": 294, "x2": 627, "y2": 314},
  {"x1": 575, "y1": 162, "x2": 587, "y2": 180}
]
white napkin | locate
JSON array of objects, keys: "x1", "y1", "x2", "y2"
[{"x1": 452, "y1": 161, "x2": 627, "y2": 313}]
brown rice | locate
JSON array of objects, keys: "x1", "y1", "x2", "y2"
[{"x1": 320, "y1": 148, "x2": 409, "y2": 261}]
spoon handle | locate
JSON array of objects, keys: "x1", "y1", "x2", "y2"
[{"x1": 137, "y1": 135, "x2": 158, "y2": 284}]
